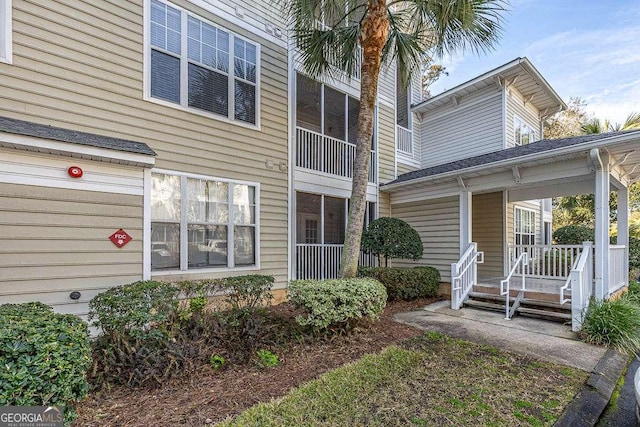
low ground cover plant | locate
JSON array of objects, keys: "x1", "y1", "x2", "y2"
[
  {"x1": 88, "y1": 275, "x2": 287, "y2": 388},
  {"x1": 358, "y1": 266, "x2": 440, "y2": 300},
  {"x1": 0, "y1": 302, "x2": 91, "y2": 426},
  {"x1": 288, "y1": 278, "x2": 387, "y2": 334}
]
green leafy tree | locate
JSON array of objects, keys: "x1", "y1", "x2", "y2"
[
  {"x1": 543, "y1": 97, "x2": 588, "y2": 140},
  {"x1": 277, "y1": 0, "x2": 507, "y2": 277},
  {"x1": 581, "y1": 112, "x2": 640, "y2": 134},
  {"x1": 421, "y1": 59, "x2": 448, "y2": 99},
  {"x1": 361, "y1": 217, "x2": 423, "y2": 266}
]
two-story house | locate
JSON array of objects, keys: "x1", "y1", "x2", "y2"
[{"x1": 0, "y1": 2, "x2": 638, "y2": 331}]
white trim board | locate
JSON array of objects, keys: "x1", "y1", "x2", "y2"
[
  {"x1": 0, "y1": 149, "x2": 146, "y2": 195},
  {"x1": 0, "y1": 132, "x2": 155, "y2": 167}
]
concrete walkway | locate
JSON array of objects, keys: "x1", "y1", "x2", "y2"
[{"x1": 394, "y1": 300, "x2": 606, "y2": 371}]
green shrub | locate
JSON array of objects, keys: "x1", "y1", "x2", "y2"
[
  {"x1": 88, "y1": 275, "x2": 278, "y2": 388},
  {"x1": 88, "y1": 280, "x2": 181, "y2": 341},
  {"x1": 288, "y1": 278, "x2": 387, "y2": 333},
  {"x1": 553, "y1": 225, "x2": 594, "y2": 245},
  {"x1": 358, "y1": 266, "x2": 440, "y2": 301},
  {"x1": 0, "y1": 302, "x2": 91, "y2": 426},
  {"x1": 579, "y1": 296, "x2": 640, "y2": 355},
  {"x1": 256, "y1": 349, "x2": 279, "y2": 367},
  {"x1": 361, "y1": 217, "x2": 423, "y2": 266},
  {"x1": 629, "y1": 237, "x2": 640, "y2": 270},
  {"x1": 209, "y1": 354, "x2": 226, "y2": 370}
]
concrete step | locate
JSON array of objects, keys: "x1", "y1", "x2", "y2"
[{"x1": 462, "y1": 298, "x2": 505, "y2": 313}]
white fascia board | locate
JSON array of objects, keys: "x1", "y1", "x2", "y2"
[
  {"x1": 382, "y1": 131, "x2": 640, "y2": 191},
  {"x1": 0, "y1": 133, "x2": 156, "y2": 167}
]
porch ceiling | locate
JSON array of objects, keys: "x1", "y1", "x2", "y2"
[{"x1": 382, "y1": 130, "x2": 640, "y2": 202}]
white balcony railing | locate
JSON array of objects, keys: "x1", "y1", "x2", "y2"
[
  {"x1": 508, "y1": 244, "x2": 583, "y2": 280},
  {"x1": 396, "y1": 125, "x2": 413, "y2": 156},
  {"x1": 296, "y1": 127, "x2": 376, "y2": 183},
  {"x1": 608, "y1": 245, "x2": 627, "y2": 297},
  {"x1": 296, "y1": 243, "x2": 377, "y2": 280}
]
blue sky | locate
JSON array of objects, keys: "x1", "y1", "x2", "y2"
[{"x1": 429, "y1": 0, "x2": 640, "y2": 124}]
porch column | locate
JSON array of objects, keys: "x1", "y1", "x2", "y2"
[
  {"x1": 459, "y1": 190, "x2": 472, "y2": 255},
  {"x1": 592, "y1": 149, "x2": 610, "y2": 300},
  {"x1": 617, "y1": 186, "x2": 630, "y2": 286}
]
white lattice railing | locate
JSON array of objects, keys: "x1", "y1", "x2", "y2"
[
  {"x1": 296, "y1": 127, "x2": 376, "y2": 183},
  {"x1": 295, "y1": 244, "x2": 377, "y2": 280},
  {"x1": 450, "y1": 243, "x2": 484, "y2": 309},
  {"x1": 396, "y1": 125, "x2": 413, "y2": 156},
  {"x1": 508, "y1": 244, "x2": 583, "y2": 280},
  {"x1": 608, "y1": 245, "x2": 627, "y2": 297}
]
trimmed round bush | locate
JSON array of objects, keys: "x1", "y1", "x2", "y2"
[
  {"x1": 0, "y1": 302, "x2": 91, "y2": 426},
  {"x1": 553, "y1": 224, "x2": 594, "y2": 245},
  {"x1": 288, "y1": 278, "x2": 387, "y2": 333},
  {"x1": 361, "y1": 217, "x2": 423, "y2": 266},
  {"x1": 358, "y1": 266, "x2": 440, "y2": 301}
]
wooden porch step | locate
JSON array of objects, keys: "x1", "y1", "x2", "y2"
[
  {"x1": 462, "y1": 299, "x2": 505, "y2": 313},
  {"x1": 463, "y1": 291, "x2": 571, "y2": 324},
  {"x1": 516, "y1": 307, "x2": 572, "y2": 323}
]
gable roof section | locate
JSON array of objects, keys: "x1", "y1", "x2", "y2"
[
  {"x1": 0, "y1": 116, "x2": 156, "y2": 156},
  {"x1": 413, "y1": 57, "x2": 566, "y2": 117},
  {"x1": 383, "y1": 130, "x2": 640, "y2": 189}
]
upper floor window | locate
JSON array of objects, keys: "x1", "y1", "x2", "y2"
[
  {"x1": 0, "y1": 0, "x2": 12, "y2": 64},
  {"x1": 396, "y1": 63, "x2": 411, "y2": 130},
  {"x1": 148, "y1": 0, "x2": 259, "y2": 125},
  {"x1": 514, "y1": 117, "x2": 535, "y2": 146},
  {"x1": 151, "y1": 171, "x2": 258, "y2": 272}
]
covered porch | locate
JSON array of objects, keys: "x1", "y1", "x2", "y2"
[{"x1": 382, "y1": 131, "x2": 640, "y2": 330}]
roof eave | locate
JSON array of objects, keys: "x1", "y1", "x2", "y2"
[{"x1": 381, "y1": 131, "x2": 640, "y2": 191}]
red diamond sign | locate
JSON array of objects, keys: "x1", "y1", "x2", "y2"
[{"x1": 109, "y1": 229, "x2": 132, "y2": 248}]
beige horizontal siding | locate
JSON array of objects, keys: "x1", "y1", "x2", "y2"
[
  {"x1": 378, "y1": 191, "x2": 391, "y2": 217},
  {"x1": 472, "y1": 192, "x2": 504, "y2": 279},
  {"x1": 1, "y1": 0, "x2": 289, "y2": 290},
  {"x1": 378, "y1": 103, "x2": 396, "y2": 183},
  {"x1": 391, "y1": 196, "x2": 460, "y2": 281},
  {"x1": 0, "y1": 183, "x2": 144, "y2": 317}
]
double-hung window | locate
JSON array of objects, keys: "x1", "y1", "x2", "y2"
[
  {"x1": 0, "y1": 0, "x2": 12, "y2": 64},
  {"x1": 150, "y1": 171, "x2": 258, "y2": 272},
  {"x1": 514, "y1": 117, "x2": 535, "y2": 146},
  {"x1": 515, "y1": 207, "x2": 536, "y2": 245},
  {"x1": 148, "y1": 0, "x2": 259, "y2": 125}
]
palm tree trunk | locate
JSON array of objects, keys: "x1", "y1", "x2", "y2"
[{"x1": 339, "y1": 0, "x2": 389, "y2": 278}]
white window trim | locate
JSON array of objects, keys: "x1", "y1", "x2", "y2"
[
  {"x1": 143, "y1": 0, "x2": 261, "y2": 130},
  {"x1": 513, "y1": 115, "x2": 536, "y2": 146},
  {"x1": 0, "y1": 0, "x2": 12, "y2": 64},
  {"x1": 148, "y1": 168, "x2": 261, "y2": 276},
  {"x1": 514, "y1": 206, "x2": 536, "y2": 245}
]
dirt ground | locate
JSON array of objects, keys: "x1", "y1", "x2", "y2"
[{"x1": 74, "y1": 298, "x2": 435, "y2": 426}]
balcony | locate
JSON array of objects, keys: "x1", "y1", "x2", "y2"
[
  {"x1": 296, "y1": 243, "x2": 377, "y2": 280},
  {"x1": 396, "y1": 125, "x2": 413, "y2": 157},
  {"x1": 296, "y1": 126, "x2": 376, "y2": 183}
]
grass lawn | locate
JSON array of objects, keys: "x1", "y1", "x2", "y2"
[{"x1": 220, "y1": 332, "x2": 587, "y2": 427}]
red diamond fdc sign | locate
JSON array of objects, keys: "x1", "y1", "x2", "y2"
[{"x1": 109, "y1": 229, "x2": 132, "y2": 248}]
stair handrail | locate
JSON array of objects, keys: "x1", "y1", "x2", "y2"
[
  {"x1": 559, "y1": 252, "x2": 583, "y2": 305},
  {"x1": 500, "y1": 251, "x2": 528, "y2": 320},
  {"x1": 450, "y1": 243, "x2": 484, "y2": 309}
]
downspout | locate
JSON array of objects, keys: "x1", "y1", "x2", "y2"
[{"x1": 590, "y1": 148, "x2": 610, "y2": 300}]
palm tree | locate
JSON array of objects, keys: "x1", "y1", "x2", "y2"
[
  {"x1": 278, "y1": 0, "x2": 507, "y2": 277},
  {"x1": 581, "y1": 112, "x2": 640, "y2": 134}
]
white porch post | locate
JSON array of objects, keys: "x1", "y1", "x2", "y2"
[
  {"x1": 460, "y1": 190, "x2": 472, "y2": 255},
  {"x1": 592, "y1": 149, "x2": 610, "y2": 300},
  {"x1": 617, "y1": 186, "x2": 630, "y2": 286}
]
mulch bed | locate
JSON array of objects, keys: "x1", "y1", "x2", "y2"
[{"x1": 74, "y1": 298, "x2": 437, "y2": 426}]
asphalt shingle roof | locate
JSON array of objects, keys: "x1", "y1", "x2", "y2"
[
  {"x1": 384, "y1": 130, "x2": 640, "y2": 187},
  {"x1": 0, "y1": 116, "x2": 156, "y2": 156}
]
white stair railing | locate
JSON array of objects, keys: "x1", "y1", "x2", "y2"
[
  {"x1": 501, "y1": 252, "x2": 528, "y2": 320},
  {"x1": 559, "y1": 242, "x2": 593, "y2": 331},
  {"x1": 450, "y1": 243, "x2": 484, "y2": 309}
]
